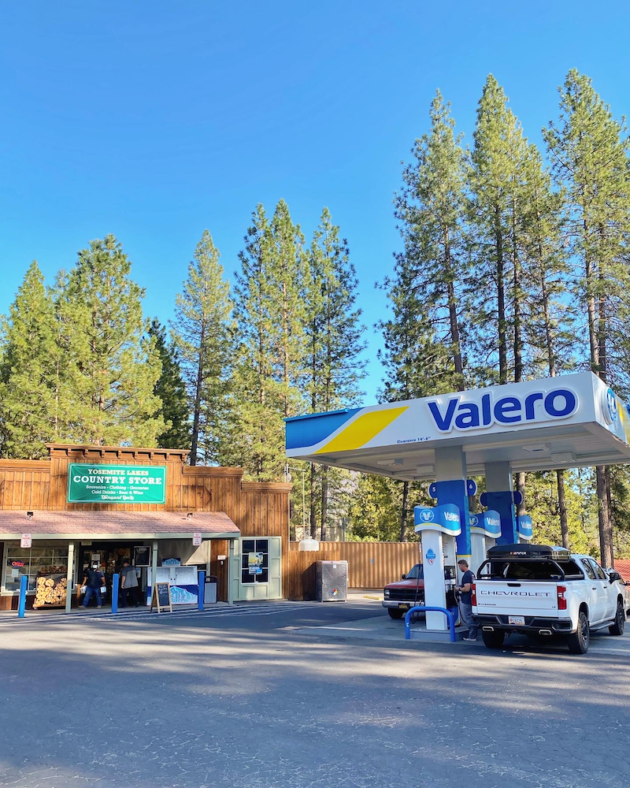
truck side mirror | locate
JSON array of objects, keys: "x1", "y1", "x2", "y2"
[{"x1": 401, "y1": 574, "x2": 407, "y2": 580}]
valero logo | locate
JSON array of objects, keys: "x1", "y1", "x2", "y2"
[
  {"x1": 427, "y1": 387, "x2": 578, "y2": 433},
  {"x1": 425, "y1": 548, "x2": 436, "y2": 565},
  {"x1": 606, "y1": 388, "x2": 618, "y2": 425},
  {"x1": 420, "y1": 509, "x2": 434, "y2": 522}
]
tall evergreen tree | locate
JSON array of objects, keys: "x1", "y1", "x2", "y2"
[
  {"x1": 520, "y1": 142, "x2": 574, "y2": 547},
  {"x1": 544, "y1": 70, "x2": 630, "y2": 566},
  {"x1": 149, "y1": 319, "x2": 190, "y2": 450},
  {"x1": 380, "y1": 91, "x2": 469, "y2": 540},
  {"x1": 305, "y1": 208, "x2": 366, "y2": 539},
  {"x1": 0, "y1": 262, "x2": 61, "y2": 458},
  {"x1": 378, "y1": 251, "x2": 435, "y2": 541},
  {"x1": 394, "y1": 90, "x2": 469, "y2": 392},
  {"x1": 172, "y1": 230, "x2": 233, "y2": 466},
  {"x1": 469, "y1": 75, "x2": 530, "y2": 386},
  {"x1": 230, "y1": 201, "x2": 306, "y2": 481},
  {"x1": 59, "y1": 235, "x2": 164, "y2": 446}
]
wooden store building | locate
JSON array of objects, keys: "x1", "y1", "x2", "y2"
[{"x1": 0, "y1": 444, "x2": 291, "y2": 611}]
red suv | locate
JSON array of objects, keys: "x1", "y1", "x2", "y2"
[
  {"x1": 382, "y1": 564, "x2": 425, "y2": 619},
  {"x1": 382, "y1": 564, "x2": 457, "y2": 619}
]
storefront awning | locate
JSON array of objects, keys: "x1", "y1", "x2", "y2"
[{"x1": 0, "y1": 511, "x2": 240, "y2": 540}]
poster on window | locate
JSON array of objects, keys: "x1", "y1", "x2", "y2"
[{"x1": 248, "y1": 552, "x2": 263, "y2": 575}]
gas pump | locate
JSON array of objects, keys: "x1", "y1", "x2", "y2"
[
  {"x1": 469, "y1": 510, "x2": 501, "y2": 576},
  {"x1": 517, "y1": 515, "x2": 533, "y2": 543},
  {"x1": 414, "y1": 503, "x2": 461, "y2": 631}
]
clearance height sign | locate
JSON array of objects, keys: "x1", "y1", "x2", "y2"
[{"x1": 67, "y1": 464, "x2": 167, "y2": 504}]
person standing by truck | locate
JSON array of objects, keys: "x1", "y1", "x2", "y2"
[{"x1": 455, "y1": 559, "x2": 477, "y2": 642}]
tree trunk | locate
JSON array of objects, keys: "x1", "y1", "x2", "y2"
[
  {"x1": 596, "y1": 465, "x2": 613, "y2": 566},
  {"x1": 515, "y1": 471, "x2": 526, "y2": 518},
  {"x1": 310, "y1": 464, "x2": 318, "y2": 540},
  {"x1": 512, "y1": 195, "x2": 523, "y2": 384},
  {"x1": 495, "y1": 207, "x2": 507, "y2": 384},
  {"x1": 556, "y1": 469, "x2": 569, "y2": 549},
  {"x1": 400, "y1": 481, "x2": 409, "y2": 542},
  {"x1": 320, "y1": 465, "x2": 329, "y2": 542},
  {"x1": 444, "y1": 234, "x2": 464, "y2": 390},
  {"x1": 605, "y1": 466, "x2": 614, "y2": 567},
  {"x1": 189, "y1": 332, "x2": 205, "y2": 466}
]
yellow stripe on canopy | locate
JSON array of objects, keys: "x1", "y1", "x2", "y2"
[{"x1": 315, "y1": 406, "x2": 408, "y2": 454}]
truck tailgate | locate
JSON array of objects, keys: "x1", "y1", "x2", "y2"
[{"x1": 475, "y1": 581, "x2": 559, "y2": 617}]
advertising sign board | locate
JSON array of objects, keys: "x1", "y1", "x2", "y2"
[{"x1": 67, "y1": 464, "x2": 167, "y2": 504}]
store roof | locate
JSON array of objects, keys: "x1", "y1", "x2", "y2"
[
  {"x1": 0, "y1": 511, "x2": 240, "y2": 539},
  {"x1": 286, "y1": 373, "x2": 630, "y2": 480}
]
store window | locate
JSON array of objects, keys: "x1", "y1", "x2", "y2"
[
  {"x1": 3, "y1": 542, "x2": 69, "y2": 597},
  {"x1": 241, "y1": 539, "x2": 269, "y2": 584}
]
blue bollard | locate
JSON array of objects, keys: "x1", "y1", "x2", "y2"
[
  {"x1": 198, "y1": 571, "x2": 205, "y2": 611},
  {"x1": 18, "y1": 574, "x2": 28, "y2": 618},
  {"x1": 111, "y1": 572, "x2": 119, "y2": 614},
  {"x1": 404, "y1": 605, "x2": 458, "y2": 642}
]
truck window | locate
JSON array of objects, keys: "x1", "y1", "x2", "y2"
[
  {"x1": 405, "y1": 565, "x2": 423, "y2": 580},
  {"x1": 486, "y1": 560, "x2": 584, "y2": 580},
  {"x1": 581, "y1": 559, "x2": 596, "y2": 580},
  {"x1": 589, "y1": 559, "x2": 607, "y2": 581}
]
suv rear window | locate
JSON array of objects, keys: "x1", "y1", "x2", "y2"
[{"x1": 483, "y1": 560, "x2": 584, "y2": 580}]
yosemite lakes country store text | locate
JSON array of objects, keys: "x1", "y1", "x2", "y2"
[{"x1": 0, "y1": 444, "x2": 291, "y2": 611}]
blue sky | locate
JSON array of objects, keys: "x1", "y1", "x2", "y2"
[{"x1": 1, "y1": 1, "x2": 629, "y2": 402}]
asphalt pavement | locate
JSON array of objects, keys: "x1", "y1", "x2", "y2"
[{"x1": 0, "y1": 599, "x2": 628, "y2": 788}]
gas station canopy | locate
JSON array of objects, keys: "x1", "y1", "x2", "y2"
[{"x1": 286, "y1": 373, "x2": 630, "y2": 480}]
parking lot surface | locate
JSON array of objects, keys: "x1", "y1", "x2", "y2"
[{"x1": 0, "y1": 600, "x2": 629, "y2": 787}]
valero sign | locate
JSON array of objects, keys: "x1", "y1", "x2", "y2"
[
  {"x1": 427, "y1": 388, "x2": 578, "y2": 433},
  {"x1": 67, "y1": 464, "x2": 167, "y2": 504}
]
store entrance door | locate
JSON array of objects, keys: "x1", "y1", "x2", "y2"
[{"x1": 78, "y1": 541, "x2": 146, "y2": 608}]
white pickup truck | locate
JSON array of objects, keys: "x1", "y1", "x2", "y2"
[{"x1": 472, "y1": 544, "x2": 628, "y2": 654}]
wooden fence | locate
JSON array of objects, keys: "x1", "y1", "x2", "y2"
[{"x1": 287, "y1": 541, "x2": 420, "y2": 600}]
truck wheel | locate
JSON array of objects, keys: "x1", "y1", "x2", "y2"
[
  {"x1": 481, "y1": 630, "x2": 505, "y2": 649},
  {"x1": 387, "y1": 608, "x2": 404, "y2": 620},
  {"x1": 567, "y1": 611, "x2": 590, "y2": 654},
  {"x1": 609, "y1": 601, "x2": 625, "y2": 636}
]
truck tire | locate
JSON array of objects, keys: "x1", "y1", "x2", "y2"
[
  {"x1": 481, "y1": 630, "x2": 505, "y2": 649},
  {"x1": 387, "y1": 608, "x2": 404, "y2": 620},
  {"x1": 567, "y1": 611, "x2": 589, "y2": 654},
  {"x1": 609, "y1": 600, "x2": 625, "y2": 636}
]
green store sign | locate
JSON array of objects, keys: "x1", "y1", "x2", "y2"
[{"x1": 67, "y1": 463, "x2": 167, "y2": 504}]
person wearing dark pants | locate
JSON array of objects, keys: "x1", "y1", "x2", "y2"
[
  {"x1": 81, "y1": 563, "x2": 104, "y2": 609},
  {"x1": 120, "y1": 559, "x2": 140, "y2": 607},
  {"x1": 455, "y1": 559, "x2": 477, "y2": 642}
]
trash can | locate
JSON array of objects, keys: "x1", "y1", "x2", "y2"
[{"x1": 204, "y1": 576, "x2": 218, "y2": 605}]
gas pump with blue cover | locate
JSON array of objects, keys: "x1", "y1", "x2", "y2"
[{"x1": 414, "y1": 503, "x2": 461, "y2": 631}]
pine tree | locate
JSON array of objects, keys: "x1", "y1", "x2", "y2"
[
  {"x1": 0, "y1": 262, "x2": 61, "y2": 458},
  {"x1": 149, "y1": 319, "x2": 190, "y2": 450},
  {"x1": 172, "y1": 230, "x2": 233, "y2": 466},
  {"x1": 394, "y1": 90, "x2": 469, "y2": 392},
  {"x1": 305, "y1": 208, "x2": 366, "y2": 539},
  {"x1": 230, "y1": 202, "x2": 306, "y2": 481},
  {"x1": 469, "y1": 75, "x2": 530, "y2": 385},
  {"x1": 379, "y1": 92, "x2": 469, "y2": 540},
  {"x1": 520, "y1": 142, "x2": 575, "y2": 547},
  {"x1": 544, "y1": 70, "x2": 630, "y2": 566},
  {"x1": 378, "y1": 251, "x2": 436, "y2": 541},
  {"x1": 59, "y1": 235, "x2": 164, "y2": 446}
]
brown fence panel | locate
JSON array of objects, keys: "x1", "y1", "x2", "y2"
[{"x1": 287, "y1": 541, "x2": 420, "y2": 598}]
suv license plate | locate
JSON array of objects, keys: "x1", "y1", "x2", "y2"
[
  {"x1": 399, "y1": 604, "x2": 409, "y2": 610},
  {"x1": 509, "y1": 616, "x2": 525, "y2": 625}
]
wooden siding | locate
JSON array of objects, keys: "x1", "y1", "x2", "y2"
[
  {"x1": 288, "y1": 541, "x2": 420, "y2": 598},
  {"x1": 0, "y1": 446, "x2": 292, "y2": 602}
]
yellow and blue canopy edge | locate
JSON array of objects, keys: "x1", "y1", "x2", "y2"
[{"x1": 285, "y1": 405, "x2": 408, "y2": 455}]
